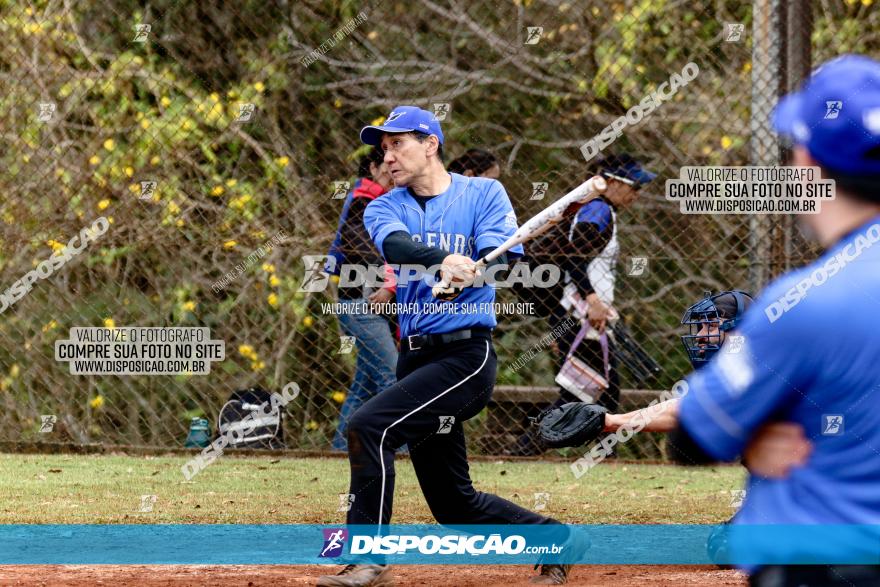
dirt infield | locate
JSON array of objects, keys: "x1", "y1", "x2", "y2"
[{"x1": 0, "y1": 565, "x2": 746, "y2": 586}]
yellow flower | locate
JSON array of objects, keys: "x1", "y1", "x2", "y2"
[
  {"x1": 701, "y1": 146, "x2": 712, "y2": 156},
  {"x1": 862, "y1": 0, "x2": 873, "y2": 6},
  {"x1": 103, "y1": 138, "x2": 115, "y2": 151},
  {"x1": 108, "y1": 217, "x2": 114, "y2": 224},
  {"x1": 330, "y1": 275, "x2": 340, "y2": 284},
  {"x1": 205, "y1": 102, "x2": 223, "y2": 123},
  {"x1": 229, "y1": 194, "x2": 252, "y2": 210},
  {"x1": 333, "y1": 99, "x2": 343, "y2": 108},
  {"x1": 150, "y1": 155, "x2": 161, "y2": 165},
  {"x1": 254, "y1": 81, "x2": 265, "y2": 92},
  {"x1": 182, "y1": 119, "x2": 195, "y2": 131},
  {"x1": 720, "y1": 136, "x2": 733, "y2": 150},
  {"x1": 103, "y1": 318, "x2": 115, "y2": 329},
  {"x1": 223, "y1": 240, "x2": 237, "y2": 249},
  {"x1": 238, "y1": 344, "x2": 256, "y2": 359},
  {"x1": 331, "y1": 391, "x2": 346, "y2": 404},
  {"x1": 227, "y1": 90, "x2": 238, "y2": 99},
  {"x1": 124, "y1": 166, "x2": 134, "y2": 177},
  {"x1": 302, "y1": 316, "x2": 314, "y2": 328},
  {"x1": 306, "y1": 420, "x2": 318, "y2": 431},
  {"x1": 211, "y1": 185, "x2": 225, "y2": 196},
  {"x1": 89, "y1": 155, "x2": 101, "y2": 166},
  {"x1": 267, "y1": 293, "x2": 279, "y2": 307},
  {"x1": 166, "y1": 201, "x2": 180, "y2": 215},
  {"x1": 225, "y1": 178, "x2": 237, "y2": 187},
  {"x1": 47, "y1": 239, "x2": 65, "y2": 252},
  {"x1": 90, "y1": 395, "x2": 105, "y2": 409},
  {"x1": 370, "y1": 116, "x2": 385, "y2": 126},
  {"x1": 175, "y1": 219, "x2": 184, "y2": 228},
  {"x1": 140, "y1": 119, "x2": 150, "y2": 130},
  {"x1": 275, "y1": 156, "x2": 289, "y2": 167},
  {"x1": 128, "y1": 183, "x2": 140, "y2": 194},
  {"x1": 250, "y1": 360, "x2": 266, "y2": 371},
  {"x1": 98, "y1": 199, "x2": 110, "y2": 211},
  {"x1": 160, "y1": 96, "x2": 171, "y2": 107},
  {"x1": 9, "y1": 364, "x2": 20, "y2": 379},
  {"x1": 209, "y1": 92, "x2": 220, "y2": 102},
  {"x1": 261, "y1": 263, "x2": 276, "y2": 273},
  {"x1": 42, "y1": 319, "x2": 58, "y2": 333},
  {"x1": 269, "y1": 275, "x2": 280, "y2": 287},
  {"x1": 182, "y1": 301, "x2": 196, "y2": 312}
]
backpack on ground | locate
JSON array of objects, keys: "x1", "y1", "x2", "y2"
[{"x1": 216, "y1": 386, "x2": 285, "y2": 450}]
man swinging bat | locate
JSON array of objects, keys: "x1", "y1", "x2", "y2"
[{"x1": 317, "y1": 106, "x2": 599, "y2": 586}]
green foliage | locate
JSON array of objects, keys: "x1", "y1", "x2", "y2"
[{"x1": 0, "y1": 0, "x2": 875, "y2": 453}]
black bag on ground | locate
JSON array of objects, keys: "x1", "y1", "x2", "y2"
[{"x1": 217, "y1": 386, "x2": 285, "y2": 450}]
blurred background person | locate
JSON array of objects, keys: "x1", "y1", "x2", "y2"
[
  {"x1": 447, "y1": 148, "x2": 501, "y2": 178},
  {"x1": 510, "y1": 153, "x2": 656, "y2": 455},
  {"x1": 325, "y1": 147, "x2": 398, "y2": 452}
]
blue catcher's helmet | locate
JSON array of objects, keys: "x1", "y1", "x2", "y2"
[{"x1": 680, "y1": 290, "x2": 753, "y2": 369}]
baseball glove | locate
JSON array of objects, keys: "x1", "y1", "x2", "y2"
[{"x1": 535, "y1": 402, "x2": 608, "y2": 448}]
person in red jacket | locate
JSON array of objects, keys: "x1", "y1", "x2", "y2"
[{"x1": 328, "y1": 147, "x2": 398, "y2": 452}]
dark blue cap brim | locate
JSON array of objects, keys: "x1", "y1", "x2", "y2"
[{"x1": 359, "y1": 125, "x2": 416, "y2": 146}]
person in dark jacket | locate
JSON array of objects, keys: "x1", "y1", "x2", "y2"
[
  {"x1": 327, "y1": 147, "x2": 398, "y2": 452},
  {"x1": 511, "y1": 154, "x2": 656, "y2": 455}
]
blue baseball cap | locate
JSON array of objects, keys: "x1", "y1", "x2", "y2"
[
  {"x1": 773, "y1": 54, "x2": 880, "y2": 176},
  {"x1": 360, "y1": 106, "x2": 445, "y2": 147},
  {"x1": 597, "y1": 153, "x2": 657, "y2": 188}
]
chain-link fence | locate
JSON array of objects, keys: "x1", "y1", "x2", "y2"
[{"x1": 1, "y1": 0, "x2": 877, "y2": 458}]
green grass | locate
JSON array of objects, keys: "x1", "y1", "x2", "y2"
[{"x1": 0, "y1": 453, "x2": 744, "y2": 524}]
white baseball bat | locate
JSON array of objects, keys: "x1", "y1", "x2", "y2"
[{"x1": 432, "y1": 175, "x2": 607, "y2": 297}]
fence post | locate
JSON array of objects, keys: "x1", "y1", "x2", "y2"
[
  {"x1": 749, "y1": 0, "x2": 785, "y2": 291},
  {"x1": 778, "y1": 0, "x2": 813, "y2": 273}
]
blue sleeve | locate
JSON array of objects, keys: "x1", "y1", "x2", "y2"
[
  {"x1": 474, "y1": 180, "x2": 525, "y2": 256},
  {"x1": 677, "y1": 277, "x2": 816, "y2": 462},
  {"x1": 363, "y1": 195, "x2": 409, "y2": 258},
  {"x1": 574, "y1": 199, "x2": 612, "y2": 232}
]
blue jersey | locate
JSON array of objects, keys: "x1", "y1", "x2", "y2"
[
  {"x1": 573, "y1": 198, "x2": 614, "y2": 232},
  {"x1": 363, "y1": 173, "x2": 524, "y2": 337},
  {"x1": 679, "y1": 216, "x2": 880, "y2": 544}
]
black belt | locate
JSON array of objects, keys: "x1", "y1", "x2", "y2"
[{"x1": 402, "y1": 328, "x2": 491, "y2": 352}]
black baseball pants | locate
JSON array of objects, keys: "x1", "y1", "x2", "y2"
[{"x1": 345, "y1": 330, "x2": 560, "y2": 528}]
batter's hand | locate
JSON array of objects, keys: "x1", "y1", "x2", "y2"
[
  {"x1": 440, "y1": 254, "x2": 478, "y2": 287},
  {"x1": 743, "y1": 422, "x2": 813, "y2": 478}
]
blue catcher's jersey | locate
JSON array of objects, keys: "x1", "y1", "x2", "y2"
[
  {"x1": 363, "y1": 173, "x2": 524, "y2": 337},
  {"x1": 678, "y1": 215, "x2": 880, "y2": 561}
]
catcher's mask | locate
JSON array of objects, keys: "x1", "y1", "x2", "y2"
[{"x1": 680, "y1": 290, "x2": 753, "y2": 368}]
